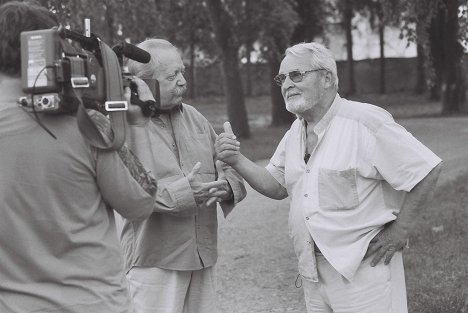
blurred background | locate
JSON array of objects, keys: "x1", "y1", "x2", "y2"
[
  {"x1": 8, "y1": 0, "x2": 467, "y2": 140},
  {"x1": 5, "y1": 0, "x2": 468, "y2": 312}
]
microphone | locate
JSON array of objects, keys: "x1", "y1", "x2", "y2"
[
  {"x1": 112, "y1": 42, "x2": 151, "y2": 64},
  {"x1": 59, "y1": 26, "x2": 99, "y2": 51}
]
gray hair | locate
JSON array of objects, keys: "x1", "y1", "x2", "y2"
[
  {"x1": 127, "y1": 38, "x2": 178, "y2": 78},
  {"x1": 285, "y1": 42, "x2": 339, "y2": 89}
]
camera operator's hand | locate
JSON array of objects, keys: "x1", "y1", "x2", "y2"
[
  {"x1": 132, "y1": 76, "x2": 155, "y2": 102},
  {"x1": 125, "y1": 77, "x2": 155, "y2": 125}
]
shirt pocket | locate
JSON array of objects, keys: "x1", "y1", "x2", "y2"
[
  {"x1": 318, "y1": 168, "x2": 359, "y2": 210},
  {"x1": 190, "y1": 132, "x2": 215, "y2": 176}
]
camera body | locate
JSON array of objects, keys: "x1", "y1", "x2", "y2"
[
  {"x1": 19, "y1": 26, "x2": 158, "y2": 115},
  {"x1": 20, "y1": 27, "x2": 108, "y2": 113}
]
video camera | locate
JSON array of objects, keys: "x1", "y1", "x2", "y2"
[
  {"x1": 19, "y1": 24, "x2": 158, "y2": 113},
  {"x1": 18, "y1": 22, "x2": 159, "y2": 149}
]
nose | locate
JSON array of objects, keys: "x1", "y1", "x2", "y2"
[
  {"x1": 177, "y1": 72, "x2": 186, "y2": 87},
  {"x1": 282, "y1": 75, "x2": 294, "y2": 92}
]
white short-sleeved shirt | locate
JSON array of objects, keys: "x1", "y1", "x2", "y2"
[{"x1": 266, "y1": 94, "x2": 442, "y2": 281}]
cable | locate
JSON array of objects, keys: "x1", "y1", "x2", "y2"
[{"x1": 28, "y1": 65, "x2": 58, "y2": 139}]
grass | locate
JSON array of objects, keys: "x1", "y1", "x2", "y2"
[
  {"x1": 190, "y1": 92, "x2": 442, "y2": 161},
  {"x1": 406, "y1": 174, "x2": 468, "y2": 312}
]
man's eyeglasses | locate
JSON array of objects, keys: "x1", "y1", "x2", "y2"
[{"x1": 273, "y1": 69, "x2": 323, "y2": 86}]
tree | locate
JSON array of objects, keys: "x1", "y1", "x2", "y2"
[
  {"x1": 259, "y1": 0, "x2": 327, "y2": 126},
  {"x1": 383, "y1": 0, "x2": 467, "y2": 113},
  {"x1": 205, "y1": 0, "x2": 250, "y2": 138},
  {"x1": 238, "y1": 0, "x2": 257, "y2": 97},
  {"x1": 204, "y1": 0, "x2": 304, "y2": 134},
  {"x1": 40, "y1": 0, "x2": 162, "y2": 44},
  {"x1": 157, "y1": 0, "x2": 213, "y2": 99},
  {"x1": 290, "y1": 0, "x2": 326, "y2": 44},
  {"x1": 335, "y1": 0, "x2": 357, "y2": 95},
  {"x1": 360, "y1": 0, "x2": 390, "y2": 94},
  {"x1": 344, "y1": 0, "x2": 356, "y2": 95},
  {"x1": 257, "y1": 0, "x2": 299, "y2": 126}
]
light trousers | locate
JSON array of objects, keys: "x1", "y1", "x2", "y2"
[
  {"x1": 126, "y1": 266, "x2": 216, "y2": 313},
  {"x1": 302, "y1": 252, "x2": 408, "y2": 313}
]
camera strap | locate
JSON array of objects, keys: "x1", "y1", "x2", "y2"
[{"x1": 76, "y1": 40, "x2": 127, "y2": 150}]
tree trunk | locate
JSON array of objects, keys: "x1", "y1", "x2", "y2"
[
  {"x1": 269, "y1": 58, "x2": 294, "y2": 126},
  {"x1": 244, "y1": 44, "x2": 253, "y2": 97},
  {"x1": 188, "y1": 36, "x2": 196, "y2": 99},
  {"x1": 219, "y1": 54, "x2": 250, "y2": 138},
  {"x1": 344, "y1": 0, "x2": 355, "y2": 95},
  {"x1": 415, "y1": 42, "x2": 426, "y2": 94},
  {"x1": 428, "y1": 8, "x2": 444, "y2": 101},
  {"x1": 205, "y1": 0, "x2": 250, "y2": 138},
  {"x1": 378, "y1": 14, "x2": 385, "y2": 94},
  {"x1": 441, "y1": 0, "x2": 465, "y2": 114},
  {"x1": 105, "y1": 1, "x2": 115, "y2": 43}
]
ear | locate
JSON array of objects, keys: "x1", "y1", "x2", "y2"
[{"x1": 323, "y1": 71, "x2": 333, "y2": 89}]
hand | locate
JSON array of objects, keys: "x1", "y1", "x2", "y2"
[
  {"x1": 364, "y1": 221, "x2": 408, "y2": 266},
  {"x1": 187, "y1": 162, "x2": 230, "y2": 206},
  {"x1": 132, "y1": 76, "x2": 156, "y2": 102},
  {"x1": 215, "y1": 122, "x2": 241, "y2": 166},
  {"x1": 125, "y1": 77, "x2": 155, "y2": 125},
  {"x1": 206, "y1": 160, "x2": 233, "y2": 206}
]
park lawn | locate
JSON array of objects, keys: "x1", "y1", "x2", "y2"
[
  {"x1": 192, "y1": 92, "x2": 468, "y2": 311},
  {"x1": 406, "y1": 174, "x2": 468, "y2": 312}
]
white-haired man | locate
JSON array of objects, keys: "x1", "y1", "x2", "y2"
[
  {"x1": 119, "y1": 39, "x2": 246, "y2": 313},
  {"x1": 215, "y1": 42, "x2": 442, "y2": 312}
]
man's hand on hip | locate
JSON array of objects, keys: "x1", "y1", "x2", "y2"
[
  {"x1": 187, "y1": 162, "x2": 230, "y2": 206},
  {"x1": 364, "y1": 220, "x2": 408, "y2": 266},
  {"x1": 215, "y1": 122, "x2": 240, "y2": 166}
]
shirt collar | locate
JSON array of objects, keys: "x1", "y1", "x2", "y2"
[{"x1": 312, "y1": 93, "x2": 342, "y2": 135}]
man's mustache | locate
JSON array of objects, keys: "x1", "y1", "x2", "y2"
[{"x1": 173, "y1": 87, "x2": 187, "y2": 97}]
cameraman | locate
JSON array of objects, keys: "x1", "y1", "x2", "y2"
[{"x1": 0, "y1": 2, "x2": 165, "y2": 312}]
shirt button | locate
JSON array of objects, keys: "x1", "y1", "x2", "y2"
[
  {"x1": 304, "y1": 194, "x2": 308, "y2": 197},
  {"x1": 306, "y1": 169, "x2": 310, "y2": 173},
  {"x1": 306, "y1": 217, "x2": 309, "y2": 220}
]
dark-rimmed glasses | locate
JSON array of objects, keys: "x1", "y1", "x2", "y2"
[{"x1": 273, "y1": 69, "x2": 323, "y2": 86}]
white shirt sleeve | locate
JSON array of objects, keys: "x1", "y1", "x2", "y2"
[
  {"x1": 265, "y1": 130, "x2": 290, "y2": 188},
  {"x1": 371, "y1": 121, "x2": 442, "y2": 192}
]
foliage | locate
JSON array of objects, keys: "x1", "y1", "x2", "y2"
[
  {"x1": 157, "y1": 0, "x2": 215, "y2": 60},
  {"x1": 254, "y1": 0, "x2": 298, "y2": 62},
  {"x1": 39, "y1": 0, "x2": 162, "y2": 44},
  {"x1": 290, "y1": 0, "x2": 327, "y2": 44},
  {"x1": 381, "y1": 0, "x2": 467, "y2": 112}
]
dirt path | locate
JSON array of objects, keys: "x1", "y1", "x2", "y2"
[{"x1": 216, "y1": 116, "x2": 468, "y2": 313}]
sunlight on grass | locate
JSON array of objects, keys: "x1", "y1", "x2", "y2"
[{"x1": 405, "y1": 174, "x2": 468, "y2": 312}]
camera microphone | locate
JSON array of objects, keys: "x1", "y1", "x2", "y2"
[{"x1": 112, "y1": 42, "x2": 151, "y2": 64}]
